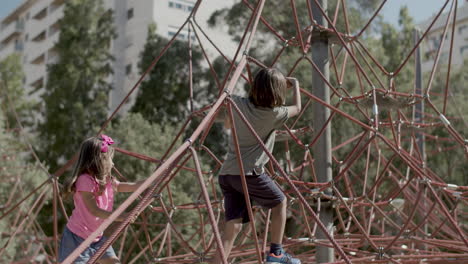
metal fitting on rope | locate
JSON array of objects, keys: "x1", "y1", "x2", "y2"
[
  {"x1": 289, "y1": 197, "x2": 296, "y2": 206},
  {"x1": 331, "y1": 199, "x2": 338, "y2": 208},
  {"x1": 243, "y1": 50, "x2": 249, "y2": 56},
  {"x1": 373, "y1": 104, "x2": 379, "y2": 116},
  {"x1": 383, "y1": 90, "x2": 389, "y2": 97},
  {"x1": 445, "y1": 183, "x2": 458, "y2": 191},
  {"x1": 153, "y1": 193, "x2": 162, "y2": 199},
  {"x1": 377, "y1": 246, "x2": 385, "y2": 260},
  {"x1": 198, "y1": 252, "x2": 205, "y2": 262},
  {"x1": 222, "y1": 88, "x2": 231, "y2": 96},
  {"x1": 185, "y1": 138, "x2": 193, "y2": 146},
  {"x1": 404, "y1": 229, "x2": 413, "y2": 239},
  {"x1": 419, "y1": 177, "x2": 432, "y2": 185},
  {"x1": 310, "y1": 188, "x2": 321, "y2": 197},
  {"x1": 439, "y1": 114, "x2": 451, "y2": 126},
  {"x1": 420, "y1": 161, "x2": 425, "y2": 169},
  {"x1": 283, "y1": 39, "x2": 289, "y2": 47}
]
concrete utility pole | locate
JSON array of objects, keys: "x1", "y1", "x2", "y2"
[{"x1": 310, "y1": 0, "x2": 334, "y2": 262}]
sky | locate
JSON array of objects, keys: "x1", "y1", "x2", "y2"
[{"x1": 0, "y1": 0, "x2": 465, "y2": 26}]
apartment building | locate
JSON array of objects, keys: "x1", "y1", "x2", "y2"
[
  {"x1": 419, "y1": 1, "x2": 468, "y2": 72},
  {"x1": 0, "y1": 0, "x2": 236, "y2": 113},
  {"x1": 110, "y1": 0, "x2": 236, "y2": 113}
]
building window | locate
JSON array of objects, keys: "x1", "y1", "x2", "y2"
[
  {"x1": 167, "y1": 30, "x2": 195, "y2": 42},
  {"x1": 127, "y1": 8, "x2": 134, "y2": 20},
  {"x1": 168, "y1": 1, "x2": 194, "y2": 12},
  {"x1": 458, "y1": 25, "x2": 467, "y2": 35},
  {"x1": 126, "y1": 64, "x2": 132, "y2": 75},
  {"x1": 461, "y1": 45, "x2": 468, "y2": 55}
]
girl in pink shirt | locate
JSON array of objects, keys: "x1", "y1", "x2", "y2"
[{"x1": 59, "y1": 135, "x2": 144, "y2": 263}]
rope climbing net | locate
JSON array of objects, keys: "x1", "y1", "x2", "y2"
[{"x1": 1, "y1": 0, "x2": 467, "y2": 263}]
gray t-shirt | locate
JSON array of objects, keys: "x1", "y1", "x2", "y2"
[{"x1": 219, "y1": 95, "x2": 289, "y2": 176}]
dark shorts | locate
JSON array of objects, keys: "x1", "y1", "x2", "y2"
[
  {"x1": 58, "y1": 226, "x2": 117, "y2": 263},
  {"x1": 219, "y1": 173, "x2": 285, "y2": 223}
]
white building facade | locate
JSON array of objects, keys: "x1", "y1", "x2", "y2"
[
  {"x1": 0, "y1": 0, "x2": 236, "y2": 113},
  {"x1": 420, "y1": 2, "x2": 468, "y2": 72}
]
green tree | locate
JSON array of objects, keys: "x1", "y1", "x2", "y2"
[
  {"x1": 131, "y1": 23, "x2": 228, "y2": 163},
  {"x1": 105, "y1": 113, "x2": 211, "y2": 260},
  {"x1": 0, "y1": 94, "x2": 47, "y2": 263},
  {"x1": 425, "y1": 61, "x2": 467, "y2": 185},
  {"x1": 38, "y1": 0, "x2": 116, "y2": 170},
  {"x1": 0, "y1": 54, "x2": 38, "y2": 128},
  {"x1": 131, "y1": 23, "x2": 204, "y2": 126},
  {"x1": 380, "y1": 6, "x2": 415, "y2": 88}
]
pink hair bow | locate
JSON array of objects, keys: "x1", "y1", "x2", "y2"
[{"x1": 100, "y1": 134, "x2": 114, "y2": 153}]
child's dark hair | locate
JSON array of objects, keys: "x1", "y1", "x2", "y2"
[
  {"x1": 249, "y1": 68, "x2": 287, "y2": 108},
  {"x1": 62, "y1": 137, "x2": 114, "y2": 197}
]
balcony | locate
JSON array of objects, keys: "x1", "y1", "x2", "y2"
[
  {"x1": 49, "y1": 0, "x2": 65, "y2": 16},
  {"x1": 47, "y1": 5, "x2": 64, "y2": 26},
  {"x1": 25, "y1": 64, "x2": 46, "y2": 86},
  {"x1": 31, "y1": 53, "x2": 45, "y2": 65},
  {"x1": 32, "y1": 7, "x2": 47, "y2": 20},
  {"x1": 32, "y1": 30, "x2": 47, "y2": 42},
  {"x1": 0, "y1": 20, "x2": 24, "y2": 44}
]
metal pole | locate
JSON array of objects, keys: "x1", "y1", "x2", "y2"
[
  {"x1": 311, "y1": 0, "x2": 334, "y2": 262},
  {"x1": 414, "y1": 29, "x2": 425, "y2": 164},
  {"x1": 414, "y1": 28, "x2": 427, "y2": 249}
]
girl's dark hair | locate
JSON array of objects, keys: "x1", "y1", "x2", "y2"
[
  {"x1": 63, "y1": 137, "x2": 114, "y2": 196},
  {"x1": 249, "y1": 68, "x2": 286, "y2": 108}
]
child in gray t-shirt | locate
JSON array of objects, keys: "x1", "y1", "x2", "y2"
[{"x1": 213, "y1": 68, "x2": 302, "y2": 264}]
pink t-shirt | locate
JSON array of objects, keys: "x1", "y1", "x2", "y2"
[{"x1": 67, "y1": 174, "x2": 119, "y2": 241}]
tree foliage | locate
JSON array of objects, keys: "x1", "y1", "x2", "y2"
[
  {"x1": 38, "y1": 0, "x2": 115, "y2": 170},
  {"x1": 104, "y1": 113, "x2": 212, "y2": 258},
  {"x1": 0, "y1": 89, "x2": 47, "y2": 263},
  {"x1": 0, "y1": 54, "x2": 38, "y2": 128},
  {"x1": 131, "y1": 23, "x2": 204, "y2": 126}
]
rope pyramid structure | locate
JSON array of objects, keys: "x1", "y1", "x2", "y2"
[{"x1": 1, "y1": 0, "x2": 467, "y2": 263}]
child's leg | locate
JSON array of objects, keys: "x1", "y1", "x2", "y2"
[
  {"x1": 212, "y1": 218, "x2": 243, "y2": 264},
  {"x1": 270, "y1": 198, "x2": 287, "y2": 244}
]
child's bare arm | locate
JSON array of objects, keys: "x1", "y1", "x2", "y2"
[
  {"x1": 117, "y1": 179, "x2": 146, "y2": 193},
  {"x1": 285, "y1": 77, "x2": 302, "y2": 117},
  {"x1": 81, "y1": 191, "x2": 129, "y2": 221}
]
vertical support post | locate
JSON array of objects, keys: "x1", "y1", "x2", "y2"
[
  {"x1": 414, "y1": 29, "x2": 426, "y2": 165},
  {"x1": 414, "y1": 28, "x2": 427, "y2": 248},
  {"x1": 310, "y1": 0, "x2": 334, "y2": 262}
]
